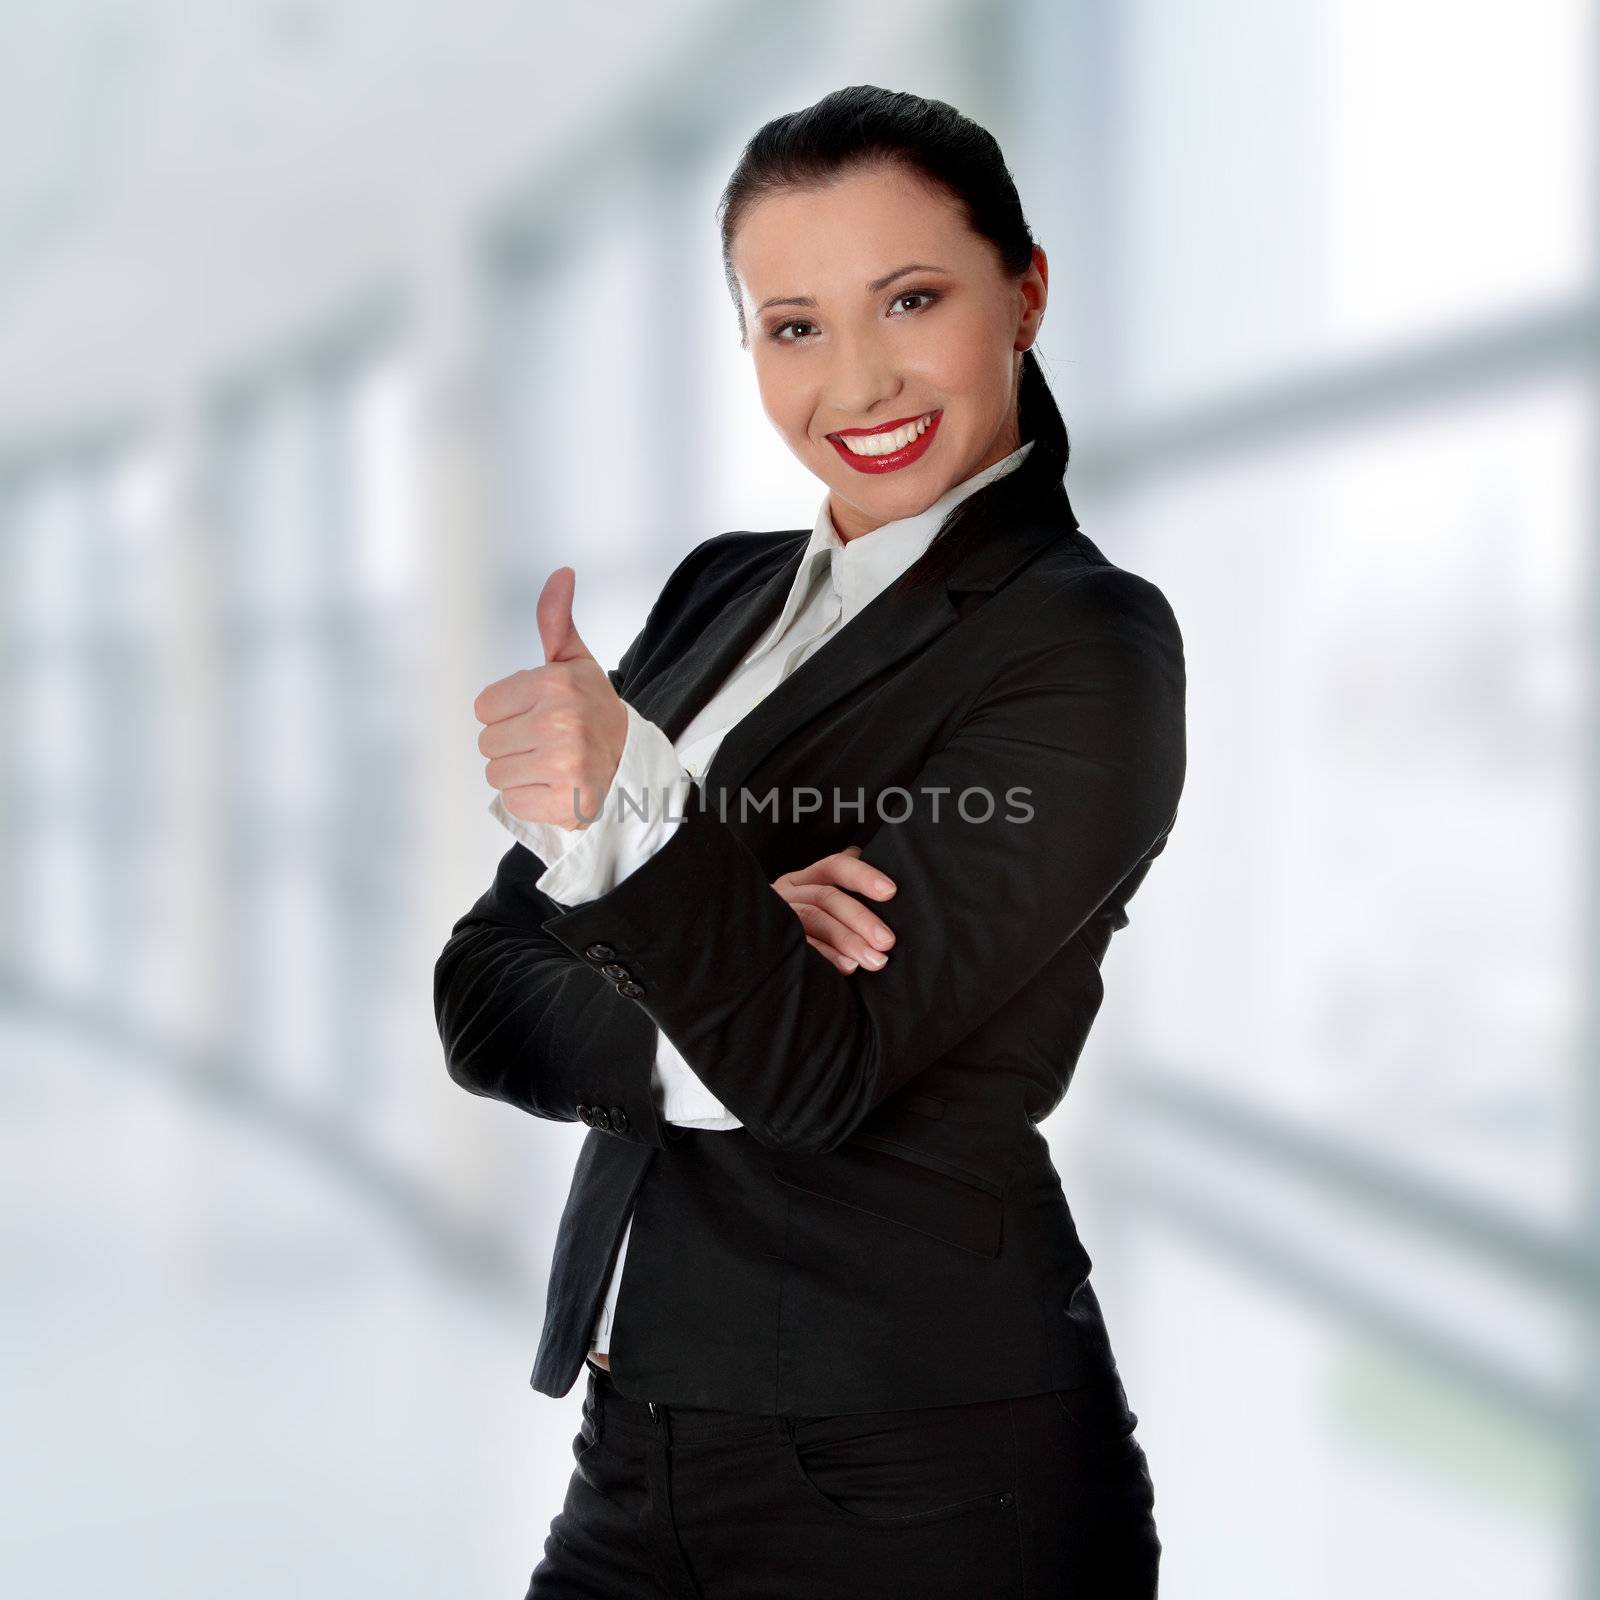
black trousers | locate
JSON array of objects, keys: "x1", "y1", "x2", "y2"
[{"x1": 525, "y1": 1356, "x2": 1161, "y2": 1599}]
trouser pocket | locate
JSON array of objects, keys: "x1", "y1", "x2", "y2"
[{"x1": 781, "y1": 1396, "x2": 1017, "y2": 1527}]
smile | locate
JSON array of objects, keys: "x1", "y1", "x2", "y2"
[{"x1": 826, "y1": 409, "x2": 942, "y2": 474}]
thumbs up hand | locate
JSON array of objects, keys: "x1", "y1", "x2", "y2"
[{"x1": 474, "y1": 566, "x2": 630, "y2": 831}]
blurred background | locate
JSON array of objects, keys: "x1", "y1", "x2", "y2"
[{"x1": 0, "y1": 0, "x2": 1591, "y2": 1594}]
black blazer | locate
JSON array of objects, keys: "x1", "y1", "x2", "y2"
[{"x1": 433, "y1": 487, "x2": 1187, "y2": 1414}]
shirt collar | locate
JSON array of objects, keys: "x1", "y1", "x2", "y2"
[{"x1": 750, "y1": 437, "x2": 1036, "y2": 659}]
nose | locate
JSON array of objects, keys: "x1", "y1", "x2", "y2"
[{"x1": 822, "y1": 328, "x2": 901, "y2": 425}]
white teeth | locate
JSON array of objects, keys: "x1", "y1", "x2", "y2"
[{"x1": 837, "y1": 411, "x2": 935, "y2": 457}]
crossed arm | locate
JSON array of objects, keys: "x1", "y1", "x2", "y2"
[{"x1": 434, "y1": 564, "x2": 1186, "y2": 1155}]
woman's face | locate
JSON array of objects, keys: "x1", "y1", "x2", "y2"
[{"x1": 730, "y1": 161, "x2": 1047, "y2": 542}]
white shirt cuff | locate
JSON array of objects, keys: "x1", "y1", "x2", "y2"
[{"x1": 486, "y1": 702, "x2": 693, "y2": 908}]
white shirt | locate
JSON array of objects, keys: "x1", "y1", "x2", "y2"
[{"x1": 487, "y1": 440, "x2": 1034, "y2": 1356}]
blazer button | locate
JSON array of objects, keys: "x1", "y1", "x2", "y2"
[
  {"x1": 608, "y1": 1106, "x2": 629, "y2": 1133},
  {"x1": 600, "y1": 962, "x2": 631, "y2": 982},
  {"x1": 584, "y1": 943, "x2": 616, "y2": 962},
  {"x1": 592, "y1": 1107, "x2": 612, "y2": 1131},
  {"x1": 617, "y1": 980, "x2": 645, "y2": 999},
  {"x1": 576, "y1": 1103, "x2": 593, "y2": 1125}
]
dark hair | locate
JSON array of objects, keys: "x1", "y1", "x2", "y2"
[{"x1": 715, "y1": 84, "x2": 1072, "y2": 593}]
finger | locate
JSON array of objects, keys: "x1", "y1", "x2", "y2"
[
  {"x1": 776, "y1": 850, "x2": 897, "y2": 901},
  {"x1": 815, "y1": 887, "x2": 894, "y2": 960},
  {"x1": 537, "y1": 566, "x2": 598, "y2": 667},
  {"x1": 805, "y1": 933, "x2": 858, "y2": 975},
  {"x1": 474, "y1": 666, "x2": 546, "y2": 729},
  {"x1": 833, "y1": 853, "x2": 897, "y2": 900},
  {"x1": 787, "y1": 896, "x2": 890, "y2": 970},
  {"x1": 782, "y1": 882, "x2": 894, "y2": 955},
  {"x1": 777, "y1": 882, "x2": 894, "y2": 951},
  {"x1": 485, "y1": 745, "x2": 578, "y2": 793},
  {"x1": 478, "y1": 699, "x2": 552, "y2": 759},
  {"x1": 807, "y1": 849, "x2": 896, "y2": 899},
  {"x1": 498, "y1": 782, "x2": 559, "y2": 826}
]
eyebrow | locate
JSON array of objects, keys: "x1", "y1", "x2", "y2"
[{"x1": 755, "y1": 262, "x2": 952, "y2": 315}]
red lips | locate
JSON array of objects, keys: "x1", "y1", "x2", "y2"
[
  {"x1": 828, "y1": 412, "x2": 935, "y2": 437},
  {"x1": 826, "y1": 409, "x2": 943, "y2": 475}
]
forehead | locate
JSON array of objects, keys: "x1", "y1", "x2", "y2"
[{"x1": 731, "y1": 164, "x2": 980, "y2": 299}]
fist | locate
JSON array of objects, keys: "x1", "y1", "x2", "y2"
[{"x1": 474, "y1": 566, "x2": 629, "y2": 831}]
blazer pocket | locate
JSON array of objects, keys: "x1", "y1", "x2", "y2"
[
  {"x1": 769, "y1": 1138, "x2": 1003, "y2": 1258},
  {"x1": 847, "y1": 1132, "x2": 1002, "y2": 1195}
]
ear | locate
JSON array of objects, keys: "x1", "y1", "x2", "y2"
[{"x1": 1016, "y1": 243, "x2": 1048, "y2": 352}]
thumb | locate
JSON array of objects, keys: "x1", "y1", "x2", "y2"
[{"x1": 537, "y1": 566, "x2": 598, "y2": 666}]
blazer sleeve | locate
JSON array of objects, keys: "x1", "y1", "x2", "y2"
[
  {"x1": 533, "y1": 564, "x2": 1188, "y2": 1154},
  {"x1": 433, "y1": 530, "x2": 762, "y2": 1144},
  {"x1": 432, "y1": 620, "x2": 689, "y2": 1148}
]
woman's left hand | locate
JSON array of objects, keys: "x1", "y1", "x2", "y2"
[
  {"x1": 474, "y1": 567, "x2": 629, "y2": 831},
  {"x1": 773, "y1": 845, "x2": 898, "y2": 974}
]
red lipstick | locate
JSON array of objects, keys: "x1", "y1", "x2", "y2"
[{"x1": 826, "y1": 409, "x2": 942, "y2": 475}]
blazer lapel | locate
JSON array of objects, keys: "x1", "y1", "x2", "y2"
[
  {"x1": 628, "y1": 538, "x2": 810, "y2": 744},
  {"x1": 630, "y1": 491, "x2": 1080, "y2": 807}
]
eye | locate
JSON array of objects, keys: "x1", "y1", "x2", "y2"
[{"x1": 767, "y1": 288, "x2": 942, "y2": 345}]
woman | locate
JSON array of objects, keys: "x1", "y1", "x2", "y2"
[{"x1": 437, "y1": 85, "x2": 1185, "y2": 1599}]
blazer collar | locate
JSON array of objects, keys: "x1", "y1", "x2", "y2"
[
  {"x1": 629, "y1": 485, "x2": 1081, "y2": 804},
  {"x1": 771, "y1": 438, "x2": 1037, "y2": 651}
]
